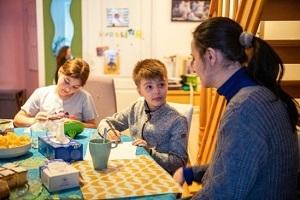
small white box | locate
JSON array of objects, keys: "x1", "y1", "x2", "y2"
[{"x1": 40, "y1": 161, "x2": 79, "y2": 192}]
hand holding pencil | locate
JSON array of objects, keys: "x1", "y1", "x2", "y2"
[{"x1": 105, "y1": 119, "x2": 121, "y2": 142}]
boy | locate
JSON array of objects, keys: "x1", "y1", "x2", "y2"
[{"x1": 96, "y1": 59, "x2": 188, "y2": 174}]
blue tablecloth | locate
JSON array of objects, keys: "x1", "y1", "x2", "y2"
[{"x1": 0, "y1": 128, "x2": 177, "y2": 200}]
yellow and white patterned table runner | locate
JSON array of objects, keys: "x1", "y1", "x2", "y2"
[{"x1": 73, "y1": 155, "x2": 182, "y2": 199}]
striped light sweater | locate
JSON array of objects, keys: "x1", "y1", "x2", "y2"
[{"x1": 194, "y1": 86, "x2": 298, "y2": 200}]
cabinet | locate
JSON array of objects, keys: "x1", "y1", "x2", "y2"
[
  {"x1": 0, "y1": 89, "x2": 26, "y2": 119},
  {"x1": 167, "y1": 90, "x2": 200, "y2": 106}
]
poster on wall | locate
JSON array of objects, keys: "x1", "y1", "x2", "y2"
[
  {"x1": 96, "y1": 46, "x2": 109, "y2": 56},
  {"x1": 171, "y1": 0, "x2": 210, "y2": 22},
  {"x1": 106, "y1": 8, "x2": 129, "y2": 27},
  {"x1": 103, "y1": 49, "x2": 120, "y2": 75}
]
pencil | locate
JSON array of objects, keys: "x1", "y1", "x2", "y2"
[{"x1": 105, "y1": 119, "x2": 121, "y2": 142}]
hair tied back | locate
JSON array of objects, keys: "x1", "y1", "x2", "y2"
[{"x1": 239, "y1": 32, "x2": 253, "y2": 48}]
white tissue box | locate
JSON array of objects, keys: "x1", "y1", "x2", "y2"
[{"x1": 40, "y1": 160, "x2": 80, "y2": 192}]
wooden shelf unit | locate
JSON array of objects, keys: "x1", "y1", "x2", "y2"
[{"x1": 167, "y1": 90, "x2": 200, "y2": 106}]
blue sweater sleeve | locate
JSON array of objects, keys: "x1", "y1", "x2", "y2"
[
  {"x1": 183, "y1": 165, "x2": 208, "y2": 185},
  {"x1": 183, "y1": 167, "x2": 194, "y2": 185}
]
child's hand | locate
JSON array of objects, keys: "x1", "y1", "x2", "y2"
[
  {"x1": 64, "y1": 118, "x2": 79, "y2": 123},
  {"x1": 106, "y1": 130, "x2": 121, "y2": 142},
  {"x1": 132, "y1": 138, "x2": 148, "y2": 147},
  {"x1": 35, "y1": 112, "x2": 48, "y2": 121},
  {"x1": 173, "y1": 167, "x2": 185, "y2": 185},
  {"x1": 68, "y1": 114, "x2": 77, "y2": 120},
  {"x1": 48, "y1": 113, "x2": 64, "y2": 120}
]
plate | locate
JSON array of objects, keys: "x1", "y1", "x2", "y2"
[{"x1": 0, "y1": 142, "x2": 31, "y2": 159}]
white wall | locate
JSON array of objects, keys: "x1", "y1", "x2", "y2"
[
  {"x1": 262, "y1": 21, "x2": 300, "y2": 80},
  {"x1": 263, "y1": 21, "x2": 300, "y2": 39},
  {"x1": 82, "y1": 0, "x2": 199, "y2": 78},
  {"x1": 82, "y1": 0, "x2": 152, "y2": 77},
  {"x1": 36, "y1": 0, "x2": 45, "y2": 86},
  {"x1": 82, "y1": 0, "x2": 201, "y2": 111},
  {"x1": 151, "y1": 1, "x2": 198, "y2": 60},
  {"x1": 113, "y1": 77, "x2": 139, "y2": 111},
  {"x1": 81, "y1": 2, "x2": 300, "y2": 111},
  {"x1": 151, "y1": 1, "x2": 199, "y2": 77}
]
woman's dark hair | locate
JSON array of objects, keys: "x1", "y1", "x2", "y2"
[
  {"x1": 193, "y1": 17, "x2": 299, "y2": 132},
  {"x1": 55, "y1": 46, "x2": 70, "y2": 83}
]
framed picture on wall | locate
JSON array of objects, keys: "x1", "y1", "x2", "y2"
[
  {"x1": 171, "y1": 0, "x2": 210, "y2": 22},
  {"x1": 107, "y1": 8, "x2": 129, "y2": 27}
]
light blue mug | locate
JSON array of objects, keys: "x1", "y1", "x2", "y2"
[{"x1": 89, "y1": 139, "x2": 118, "y2": 170}]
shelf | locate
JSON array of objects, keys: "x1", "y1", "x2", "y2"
[{"x1": 167, "y1": 90, "x2": 200, "y2": 106}]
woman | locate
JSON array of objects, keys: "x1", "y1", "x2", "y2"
[
  {"x1": 14, "y1": 58, "x2": 97, "y2": 128},
  {"x1": 174, "y1": 17, "x2": 299, "y2": 199}
]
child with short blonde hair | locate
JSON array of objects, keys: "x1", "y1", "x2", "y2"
[{"x1": 97, "y1": 59, "x2": 188, "y2": 174}]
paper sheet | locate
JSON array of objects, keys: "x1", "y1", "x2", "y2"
[{"x1": 84, "y1": 142, "x2": 137, "y2": 161}]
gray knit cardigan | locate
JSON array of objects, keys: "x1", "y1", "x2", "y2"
[
  {"x1": 96, "y1": 98, "x2": 188, "y2": 174},
  {"x1": 193, "y1": 86, "x2": 298, "y2": 200}
]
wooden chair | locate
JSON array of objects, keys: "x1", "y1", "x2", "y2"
[{"x1": 198, "y1": 94, "x2": 226, "y2": 165}]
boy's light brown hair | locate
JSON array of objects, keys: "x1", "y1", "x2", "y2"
[{"x1": 132, "y1": 59, "x2": 168, "y2": 86}]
